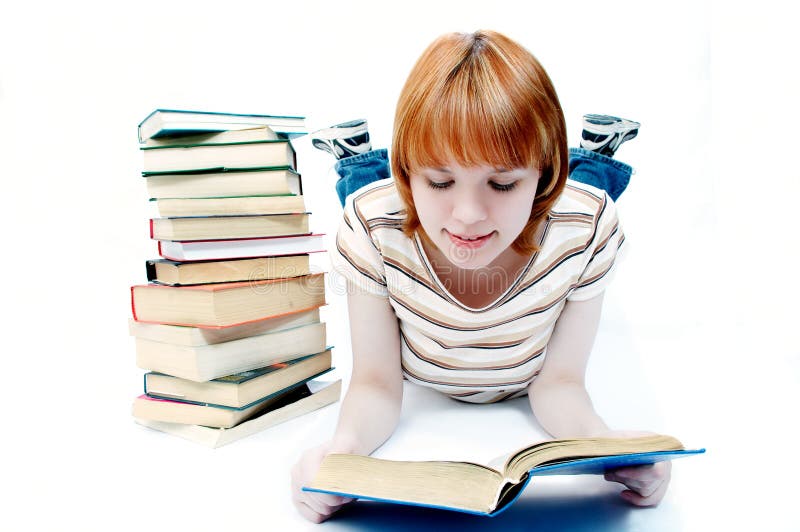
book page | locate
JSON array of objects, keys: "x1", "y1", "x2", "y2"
[{"x1": 309, "y1": 454, "x2": 504, "y2": 514}]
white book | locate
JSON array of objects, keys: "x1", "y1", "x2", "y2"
[{"x1": 157, "y1": 234, "x2": 326, "y2": 262}]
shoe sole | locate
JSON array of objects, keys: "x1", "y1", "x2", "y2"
[
  {"x1": 311, "y1": 120, "x2": 368, "y2": 141},
  {"x1": 583, "y1": 114, "x2": 640, "y2": 135}
]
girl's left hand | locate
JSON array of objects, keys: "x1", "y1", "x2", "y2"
[{"x1": 595, "y1": 430, "x2": 672, "y2": 506}]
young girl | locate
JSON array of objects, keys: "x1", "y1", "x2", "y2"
[{"x1": 291, "y1": 30, "x2": 668, "y2": 523}]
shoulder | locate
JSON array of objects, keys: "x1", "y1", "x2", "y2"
[
  {"x1": 540, "y1": 180, "x2": 622, "y2": 257},
  {"x1": 550, "y1": 179, "x2": 612, "y2": 221},
  {"x1": 344, "y1": 178, "x2": 407, "y2": 243}
]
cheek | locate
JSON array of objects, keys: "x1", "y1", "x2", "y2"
[
  {"x1": 411, "y1": 190, "x2": 445, "y2": 226},
  {"x1": 494, "y1": 195, "x2": 534, "y2": 227}
]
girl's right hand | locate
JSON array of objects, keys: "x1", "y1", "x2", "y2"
[{"x1": 291, "y1": 440, "x2": 357, "y2": 523}]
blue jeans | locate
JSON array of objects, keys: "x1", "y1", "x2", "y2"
[{"x1": 333, "y1": 147, "x2": 631, "y2": 207}]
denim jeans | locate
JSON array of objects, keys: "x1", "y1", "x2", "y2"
[{"x1": 333, "y1": 147, "x2": 631, "y2": 207}]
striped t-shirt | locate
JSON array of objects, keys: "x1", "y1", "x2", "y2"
[{"x1": 330, "y1": 177, "x2": 626, "y2": 404}]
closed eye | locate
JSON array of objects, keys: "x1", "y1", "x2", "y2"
[
  {"x1": 491, "y1": 181, "x2": 517, "y2": 192},
  {"x1": 426, "y1": 180, "x2": 518, "y2": 192},
  {"x1": 427, "y1": 180, "x2": 453, "y2": 190}
]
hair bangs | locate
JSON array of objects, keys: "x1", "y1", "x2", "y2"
[{"x1": 400, "y1": 53, "x2": 547, "y2": 174}]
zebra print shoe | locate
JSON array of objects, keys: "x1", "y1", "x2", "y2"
[
  {"x1": 580, "y1": 114, "x2": 640, "y2": 157},
  {"x1": 311, "y1": 119, "x2": 371, "y2": 160}
]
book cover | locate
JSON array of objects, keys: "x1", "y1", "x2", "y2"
[{"x1": 138, "y1": 109, "x2": 306, "y2": 142}]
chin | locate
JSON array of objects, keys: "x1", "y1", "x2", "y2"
[{"x1": 440, "y1": 243, "x2": 501, "y2": 269}]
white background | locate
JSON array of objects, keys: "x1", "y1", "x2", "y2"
[{"x1": 1, "y1": 1, "x2": 797, "y2": 530}]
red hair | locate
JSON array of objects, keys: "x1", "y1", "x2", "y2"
[{"x1": 391, "y1": 30, "x2": 568, "y2": 254}]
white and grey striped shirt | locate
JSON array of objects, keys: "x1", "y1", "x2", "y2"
[{"x1": 331, "y1": 178, "x2": 626, "y2": 404}]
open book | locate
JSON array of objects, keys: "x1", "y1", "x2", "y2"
[{"x1": 305, "y1": 434, "x2": 704, "y2": 516}]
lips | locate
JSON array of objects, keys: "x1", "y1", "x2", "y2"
[{"x1": 447, "y1": 230, "x2": 494, "y2": 249}]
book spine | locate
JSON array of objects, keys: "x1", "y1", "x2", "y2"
[
  {"x1": 149, "y1": 219, "x2": 154, "y2": 239},
  {"x1": 145, "y1": 260, "x2": 158, "y2": 283},
  {"x1": 130, "y1": 286, "x2": 139, "y2": 320},
  {"x1": 156, "y1": 240, "x2": 171, "y2": 261}
]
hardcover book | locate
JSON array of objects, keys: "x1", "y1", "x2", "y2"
[
  {"x1": 145, "y1": 167, "x2": 302, "y2": 199},
  {"x1": 130, "y1": 273, "x2": 326, "y2": 327},
  {"x1": 156, "y1": 233, "x2": 326, "y2": 262},
  {"x1": 149, "y1": 213, "x2": 310, "y2": 241},
  {"x1": 133, "y1": 367, "x2": 331, "y2": 428},
  {"x1": 133, "y1": 391, "x2": 270, "y2": 428},
  {"x1": 141, "y1": 140, "x2": 296, "y2": 174},
  {"x1": 145, "y1": 254, "x2": 311, "y2": 286},
  {"x1": 135, "y1": 323, "x2": 328, "y2": 382},
  {"x1": 152, "y1": 194, "x2": 306, "y2": 217},
  {"x1": 142, "y1": 126, "x2": 279, "y2": 147},
  {"x1": 138, "y1": 109, "x2": 306, "y2": 141},
  {"x1": 144, "y1": 350, "x2": 333, "y2": 408},
  {"x1": 305, "y1": 435, "x2": 705, "y2": 516},
  {"x1": 135, "y1": 379, "x2": 341, "y2": 448},
  {"x1": 128, "y1": 307, "x2": 322, "y2": 343}
]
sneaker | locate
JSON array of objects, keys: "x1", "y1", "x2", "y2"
[
  {"x1": 580, "y1": 114, "x2": 640, "y2": 157},
  {"x1": 311, "y1": 119, "x2": 371, "y2": 160}
]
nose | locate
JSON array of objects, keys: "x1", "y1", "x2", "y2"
[{"x1": 451, "y1": 186, "x2": 488, "y2": 226}]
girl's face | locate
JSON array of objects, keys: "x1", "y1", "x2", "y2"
[{"x1": 410, "y1": 161, "x2": 541, "y2": 270}]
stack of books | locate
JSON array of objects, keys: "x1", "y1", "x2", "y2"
[{"x1": 130, "y1": 109, "x2": 340, "y2": 448}]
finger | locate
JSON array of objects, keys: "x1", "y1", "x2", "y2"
[
  {"x1": 620, "y1": 477, "x2": 669, "y2": 507},
  {"x1": 314, "y1": 491, "x2": 356, "y2": 506},
  {"x1": 605, "y1": 473, "x2": 656, "y2": 494},
  {"x1": 292, "y1": 480, "x2": 354, "y2": 507},
  {"x1": 609, "y1": 474, "x2": 667, "y2": 497},
  {"x1": 619, "y1": 466, "x2": 671, "y2": 507},
  {"x1": 294, "y1": 500, "x2": 328, "y2": 524},
  {"x1": 300, "y1": 493, "x2": 339, "y2": 517},
  {"x1": 608, "y1": 463, "x2": 659, "y2": 482},
  {"x1": 606, "y1": 462, "x2": 669, "y2": 487},
  {"x1": 629, "y1": 481, "x2": 660, "y2": 498},
  {"x1": 291, "y1": 483, "x2": 337, "y2": 516},
  {"x1": 604, "y1": 471, "x2": 646, "y2": 489}
]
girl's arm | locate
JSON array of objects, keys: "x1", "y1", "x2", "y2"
[
  {"x1": 292, "y1": 282, "x2": 403, "y2": 523},
  {"x1": 528, "y1": 292, "x2": 671, "y2": 507},
  {"x1": 527, "y1": 293, "x2": 608, "y2": 438},
  {"x1": 330, "y1": 283, "x2": 404, "y2": 454}
]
